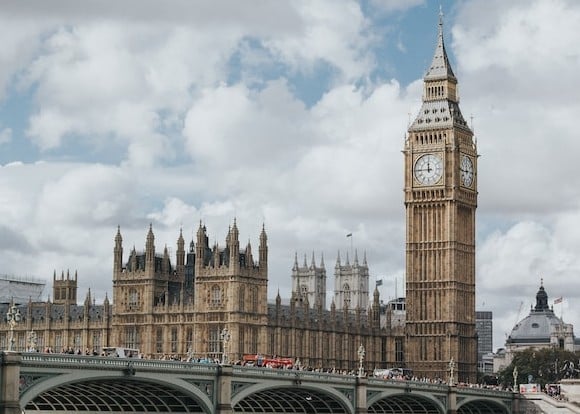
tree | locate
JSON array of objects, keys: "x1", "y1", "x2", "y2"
[{"x1": 497, "y1": 348, "x2": 579, "y2": 389}]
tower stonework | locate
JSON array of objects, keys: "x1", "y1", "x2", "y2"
[
  {"x1": 404, "y1": 13, "x2": 477, "y2": 382},
  {"x1": 334, "y1": 250, "x2": 369, "y2": 311},
  {"x1": 192, "y1": 220, "x2": 269, "y2": 361},
  {"x1": 291, "y1": 252, "x2": 326, "y2": 309},
  {"x1": 52, "y1": 270, "x2": 78, "y2": 305}
]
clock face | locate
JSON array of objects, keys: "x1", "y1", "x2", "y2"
[
  {"x1": 414, "y1": 153, "x2": 443, "y2": 185},
  {"x1": 460, "y1": 155, "x2": 474, "y2": 187}
]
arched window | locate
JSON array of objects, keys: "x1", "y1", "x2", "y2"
[
  {"x1": 239, "y1": 286, "x2": 245, "y2": 312},
  {"x1": 252, "y1": 287, "x2": 259, "y2": 312},
  {"x1": 343, "y1": 283, "x2": 351, "y2": 307}
]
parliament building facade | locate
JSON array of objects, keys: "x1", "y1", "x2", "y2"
[{"x1": 0, "y1": 16, "x2": 477, "y2": 382}]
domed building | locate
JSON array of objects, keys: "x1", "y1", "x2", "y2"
[{"x1": 495, "y1": 281, "x2": 577, "y2": 371}]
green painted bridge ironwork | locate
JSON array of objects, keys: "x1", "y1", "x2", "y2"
[{"x1": 0, "y1": 352, "x2": 520, "y2": 414}]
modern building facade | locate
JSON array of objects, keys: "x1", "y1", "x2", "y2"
[
  {"x1": 404, "y1": 11, "x2": 478, "y2": 382},
  {"x1": 476, "y1": 311, "x2": 493, "y2": 372}
]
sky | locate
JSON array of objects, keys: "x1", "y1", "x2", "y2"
[{"x1": 0, "y1": 0, "x2": 579, "y2": 352}]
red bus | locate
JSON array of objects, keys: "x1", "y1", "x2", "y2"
[{"x1": 242, "y1": 354, "x2": 294, "y2": 368}]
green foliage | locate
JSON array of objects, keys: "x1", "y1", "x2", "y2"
[{"x1": 497, "y1": 348, "x2": 579, "y2": 388}]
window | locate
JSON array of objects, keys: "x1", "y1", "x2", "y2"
[
  {"x1": 128, "y1": 288, "x2": 139, "y2": 309},
  {"x1": 211, "y1": 286, "x2": 222, "y2": 307},
  {"x1": 92, "y1": 331, "x2": 101, "y2": 353},
  {"x1": 55, "y1": 333, "x2": 62, "y2": 351},
  {"x1": 125, "y1": 326, "x2": 138, "y2": 350},
  {"x1": 252, "y1": 287, "x2": 258, "y2": 312},
  {"x1": 156, "y1": 327, "x2": 163, "y2": 353},
  {"x1": 73, "y1": 331, "x2": 81, "y2": 351},
  {"x1": 209, "y1": 326, "x2": 221, "y2": 358},
  {"x1": 239, "y1": 286, "x2": 245, "y2": 312},
  {"x1": 171, "y1": 327, "x2": 178, "y2": 353},
  {"x1": 186, "y1": 328, "x2": 193, "y2": 355},
  {"x1": 343, "y1": 283, "x2": 351, "y2": 308}
]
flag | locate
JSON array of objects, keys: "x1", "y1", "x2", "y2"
[
  {"x1": 376, "y1": 279, "x2": 383, "y2": 286},
  {"x1": 346, "y1": 233, "x2": 352, "y2": 237},
  {"x1": 554, "y1": 297, "x2": 563, "y2": 304}
]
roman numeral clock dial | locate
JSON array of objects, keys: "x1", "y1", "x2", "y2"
[
  {"x1": 460, "y1": 154, "x2": 474, "y2": 187},
  {"x1": 414, "y1": 153, "x2": 443, "y2": 185}
]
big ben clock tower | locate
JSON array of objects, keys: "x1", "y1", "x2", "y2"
[{"x1": 404, "y1": 12, "x2": 477, "y2": 382}]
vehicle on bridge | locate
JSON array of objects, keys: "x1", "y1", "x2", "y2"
[
  {"x1": 373, "y1": 367, "x2": 413, "y2": 380},
  {"x1": 102, "y1": 346, "x2": 140, "y2": 358},
  {"x1": 242, "y1": 354, "x2": 294, "y2": 368}
]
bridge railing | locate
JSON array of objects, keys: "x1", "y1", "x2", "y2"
[
  {"x1": 456, "y1": 385, "x2": 514, "y2": 398},
  {"x1": 368, "y1": 377, "x2": 448, "y2": 393},
  {"x1": 232, "y1": 365, "x2": 357, "y2": 384},
  {"x1": 20, "y1": 353, "x2": 219, "y2": 374}
]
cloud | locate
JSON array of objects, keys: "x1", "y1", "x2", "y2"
[
  {"x1": 452, "y1": 0, "x2": 580, "y2": 348},
  {"x1": 0, "y1": 127, "x2": 11, "y2": 144},
  {"x1": 1, "y1": 0, "x2": 579, "y2": 355}
]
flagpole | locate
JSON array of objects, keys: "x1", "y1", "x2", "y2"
[{"x1": 346, "y1": 233, "x2": 353, "y2": 259}]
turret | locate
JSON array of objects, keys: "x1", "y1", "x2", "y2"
[
  {"x1": 163, "y1": 245, "x2": 170, "y2": 275},
  {"x1": 53, "y1": 269, "x2": 78, "y2": 305},
  {"x1": 229, "y1": 219, "x2": 240, "y2": 271},
  {"x1": 195, "y1": 221, "x2": 208, "y2": 271},
  {"x1": 145, "y1": 224, "x2": 155, "y2": 272},
  {"x1": 114, "y1": 226, "x2": 123, "y2": 274},
  {"x1": 176, "y1": 228, "x2": 185, "y2": 276},
  {"x1": 259, "y1": 224, "x2": 268, "y2": 273},
  {"x1": 245, "y1": 240, "x2": 254, "y2": 267}
]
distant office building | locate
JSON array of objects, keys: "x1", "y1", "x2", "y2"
[
  {"x1": 476, "y1": 311, "x2": 493, "y2": 372},
  {"x1": 0, "y1": 274, "x2": 45, "y2": 304}
]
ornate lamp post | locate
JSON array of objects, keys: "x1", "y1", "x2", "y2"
[
  {"x1": 28, "y1": 330, "x2": 38, "y2": 352},
  {"x1": 448, "y1": 357, "x2": 456, "y2": 386},
  {"x1": 513, "y1": 366, "x2": 519, "y2": 392},
  {"x1": 357, "y1": 344, "x2": 366, "y2": 377},
  {"x1": 220, "y1": 327, "x2": 230, "y2": 365},
  {"x1": 6, "y1": 302, "x2": 21, "y2": 352}
]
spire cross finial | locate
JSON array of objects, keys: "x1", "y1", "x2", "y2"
[{"x1": 439, "y1": 4, "x2": 444, "y2": 26}]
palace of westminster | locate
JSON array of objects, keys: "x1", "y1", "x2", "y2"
[{"x1": 0, "y1": 17, "x2": 482, "y2": 382}]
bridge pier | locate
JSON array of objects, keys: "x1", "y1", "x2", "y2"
[
  {"x1": 447, "y1": 386, "x2": 457, "y2": 414},
  {"x1": 0, "y1": 352, "x2": 22, "y2": 414},
  {"x1": 217, "y1": 364, "x2": 233, "y2": 414},
  {"x1": 355, "y1": 377, "x2": 368, "y2": 414}
]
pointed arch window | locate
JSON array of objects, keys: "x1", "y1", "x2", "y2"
[
  {"x1": 211, "y1": 286, "x2": 222, "y2": 307},
  {"x1": 343, "y1": 283, "x2": 351, "y2": 308},
  {"x1": 300, "y1": 285, "x2": 308, "y2": 299}
]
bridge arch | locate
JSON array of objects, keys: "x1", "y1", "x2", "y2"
[
  {"x1": 457, "y1": 397, "x2": 510, "y2": 414},
  {"x1": 20, "y1": 371, "x2": 214, "y2": 413},
  {"x1": 368, "y1": 391, "x2": 446, "y2": 414},
  {"x1": 232, "y1": 383, "x2": 354, "y2": 413}
]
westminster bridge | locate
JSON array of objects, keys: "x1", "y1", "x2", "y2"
[{"x1": 0, "y1": 352, "x2": 519, "y2": 414}]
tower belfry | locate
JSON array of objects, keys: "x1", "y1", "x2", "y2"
[{"x1": 404, "y1": 10, "x2": 477, "y2": 382}]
